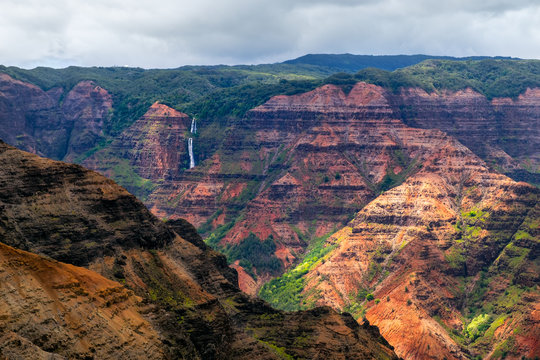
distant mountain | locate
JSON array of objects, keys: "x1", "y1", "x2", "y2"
[{"x1": 283, "y1": 53, "x2": 517, "y2": 72}]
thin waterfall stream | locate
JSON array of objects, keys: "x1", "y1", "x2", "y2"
[{"x1": 188, "y1": 118, "x2": 196, "y2": 169}]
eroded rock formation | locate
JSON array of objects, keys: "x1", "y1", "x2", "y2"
[{"x1": 0, "y1": 140, "x2": 398, "y2": 360}]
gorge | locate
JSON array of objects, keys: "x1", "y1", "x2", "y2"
[{"x1": 0, "y1": 56, "x2": 538, "y2": 359}]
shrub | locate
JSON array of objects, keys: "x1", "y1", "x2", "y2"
[{"x1": 228, "y1": 233, "x2": 282, "y2": 274}]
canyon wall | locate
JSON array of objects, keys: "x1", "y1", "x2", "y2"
[
  {"x1": 0, "y1": 74, "x2": 111, "y2": 161},
  {"x1": 0, "y1": 140, "x2": 398, "y2": 359},
  {"x1": 1, "y1": 71, "x2": 539, "y2": 358}
]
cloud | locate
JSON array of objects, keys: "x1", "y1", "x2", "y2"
[{"x1": 0, "y1": 0, "x2": 539, "y2": 68}]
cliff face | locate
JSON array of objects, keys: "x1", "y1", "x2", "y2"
[
  {"x1": 293, "y1": 148, "x2": 538, "y2": 359},
  {"x1": 83, "y1": 102, "x2": 192, "y2": 180},
  {"x1": 0, "y1": 141, "x2": 398, "y2": 360},
  {"x1": 82, "y1": 102, "x2": 192, "y2": 198},
  {"x1": 62, "y1": 81, "x2": 112, "y2": 161},
  {"x1": 0, "y1": 139, "x2": 174, "y2": 267},
  {"x1": 1, "y1": 73, "x2": 539, "y2": 358},
  {"x1": 1, "y1": 74, "x2": 538, "y2": 285},
  {"x1": 143, "y1": 83, "x2": 538, "y2": 295},
  {"x1": 394, "y1": 87, "x2": 540, "y2": 183},
  {"x1": 0, "y1": 74, "x2": 111, "y2": 161},
  {"x1": 0, "y1": 242, "x2": 164, "y2": 360},
  {"x1": 0, "y1": 73, "x2": 67, "y2": 159},
  {"x1": 252, "y1": 85, "x2": 540, "y2": 358}
]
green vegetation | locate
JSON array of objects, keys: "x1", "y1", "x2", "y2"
[
  {"x1": 259, "y1": 230, "x2": 338, "y2": 311},
  {"x1": 354, "y1": 148, "x2": 422, "y2": 194},
  {"x1": 186, "y1": 79, "x2": 320, "y2": 119},
  {"x1": 3, "y1": 58, "x2": 536, "y2": 142},
  {"x1": 358, "y1": 59, "x2": 540, "y2": 99},
  {"x1": 284, "y1": 54, "x2": 503, "y2": 72},
  {"x1": 204, "y1": 212, "x2": 245, "y2": 248},
  {"x1": 3, "y1": 59, "x2": 538, "y2": 193},
  {"x1": 465, "y1": 314, "x2": 492, "y2": 341},
  {"x1": 445, "y1": 245, "x2": 467, "y2": 272},
  {"x1": 256, "y1": 339, "x2": 295, "y2": 360},
  {"x1": 283, "y1": 58, "x2": 540, "y2": 101},
  {"x1": 227, "y1": 233, "x2": 282, "y2": 276},
  {"x1": 0, "y1": 64, "x2": 325, "y2": 138},
  {"x1": 109, "y1": 159, "x2": 157, "y2": 200}
]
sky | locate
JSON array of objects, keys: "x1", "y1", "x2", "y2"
[{"x1": 1, "y1": 0, "x2": 539, "y2": 69}]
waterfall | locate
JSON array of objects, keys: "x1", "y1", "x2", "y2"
[
  {"x1": 188, "y1": 118, "x2": 196, "y2": 169},
  {"x1": 188, "y1": 137, "x2": 195, "y2": 169}
]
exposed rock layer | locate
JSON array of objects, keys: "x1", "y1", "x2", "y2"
[
  {"x1": 0, "y1": 74, "x2": 111, "y2": 161},
  {"x1": 394, "y1": 87, "x2": 540, "y2": 182},
  {"x1": 0, "y1": 242, "x2": 164, "y2": 360},
  {"x1": 83, "y1": 102, "x2": 192, "y2": 181},
  {"x1": 0, "y1": 141, "x2": 398, "y2": 360},
  {"x1": 251, "y1": 85, "x2": 540, "y2": 359}
]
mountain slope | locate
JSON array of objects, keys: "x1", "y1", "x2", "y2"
[
  {"x1": 1, "y1": 58, "x2": 539, "y2": 359},
  {"x1": 283, "y1": 54, "x2": 512, "y2": 72},
  {"x1": 0, "y1": 242, "x2": 164, "y2": 360},
  {"x1": 0, "y1": 140, "x2": 398, "y2": 360},
  {"x1": 82, "y1": 101, "x2": 193, "y2": 199},
  {"x1": 141, "y1": 79, "x2": 540, "y2": 292},
  {"x1": 0, "y1": 73, "x2": 112, "y2": 161},
  {"x1": 253, "y1": 96, "x2": 540, "y2": 358}
]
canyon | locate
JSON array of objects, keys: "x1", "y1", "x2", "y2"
[
  {"x1": 0, "y1": 59, "x2": 539, "y2": 359},
  {"x1": 0, "y1": 140, "x2": 398, "y2": 359}
]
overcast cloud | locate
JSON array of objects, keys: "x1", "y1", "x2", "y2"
[{"x1": 1, "y1": 0, "x2": 539, "y2": 68}]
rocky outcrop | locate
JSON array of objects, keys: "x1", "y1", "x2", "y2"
[
  {"x1": 394, "y1": 87, "x2": 540, "y2": 182},
  {"x1": 260, "y1": 115, "x2": 539, "y2": 358},
  {"x1": 2, "y1": 72, "x2": 538, "y2": 284},
  {"x1": 0, "y1": 74, "x2": 112, "y2": 161},
  {"x1": 0, "y1": 73, "x2": 67, "y2": 159},
  {"x1": 141, "y1": 82, "x2": 540, "y2": 299},
  {"x1": 83, "y1": 102, "x2": 192, "y2": 181},
  {"x1": 1, "y1": 68, "x2": 539, "y2": 358},
  {"x1": 0, "y1": 140, "x2": 398, "y2": 360},
  {"x1": 0, "y1": 139, "x2": 174, "y2": 267},
  {"x1": 147, "y1": 84, "x2": 424, "y2": 285},
  {"x1": 240, "y1": 82, "x2": 540, "y2": 358},
  {"x1": 62, "y1": 81, "x2": 112, "y2": 161},
  {"x1": 0, "y1": 242, "x2": 164, "y2": 360}
]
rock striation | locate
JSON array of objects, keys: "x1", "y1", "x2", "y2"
[
  {"x1": 83, "y1": 102, "x2": 192, "y2": 181},
  {"x1": 0, "y1": 140, "x2": 398, "y2": 360},
  {"x1": 0, "y1": 74, "x2": 112, "y2": 161},
  {"x1": 1, "y1": 72, "x2": 539, "y2": 358},
  {"x1": 82, "y1": 102, "x2": 192, "y2": 198},
  {"x1": 252, "y1": 86, "x2": 540, "y2": 358},
  {"x1": 0, "y1": 242, "x2": 164, "y2": 360},
  {"x1": 1, "y1": 73, "x2": 538, "y2": 287},
  {"x1": 393, "y1": 87, "x2": 540, "y2": 183}
]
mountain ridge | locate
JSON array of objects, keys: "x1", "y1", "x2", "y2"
[
  {"x1": 283, "y1": 53, "x2": 517, "y2": 72},
  {"x1": 0, "y1": 139, "x2": 399, "y2": 359},
  {"x1": 0, "y1": 57, "x2": 539, "y2": 359}
]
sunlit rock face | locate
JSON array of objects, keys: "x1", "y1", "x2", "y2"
[{"x1": 0, "y1": 140, "x2": 399, "y2": 360}]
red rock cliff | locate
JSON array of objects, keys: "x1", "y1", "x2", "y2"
[{"x1": 0, "y1": 74, "x2": 112, "y2": 161}]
